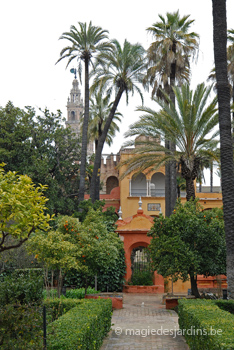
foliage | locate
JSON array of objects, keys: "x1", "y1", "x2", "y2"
[
  {"x1": 215, "y1": 299, "x2": 234, "y2": 315},
  {"x1": 130, "y1": 270, "x2": 153, "y2": 286},
  {"x1": 0, "y1": 166, "x2": 51, "y2": 253},
  {"x1": 0, "y1": 303, "x2": 43, "y2": 350},
  {"x1": 43, "y1": 297, "x2": 84, "y2": 321},
  {"x1": 28, "y1": 209, "x2": 122, "y2": 295},
  {"x1": 148, "y1": 200, "x2": 226, "y2": 296},
  {"x1": 89, "y1": 38, "x2": 146, "y2": 201},
  {"x1": 47, "y1": 299, "x2": 112, "y2": 350},
  {"x1": 0, "y1": 269, "x2": 44, "y2": 305},
  {"x1": 145, "y1": 10, "x2": 199, "y2": 97},
  {"x1": 57, "y1": 21, "x2": 112, "y2": 204},
  {"x1": 0, "y1": 102, "x2": 81, "y2": 216},
  {"x1": 178, "y1": 299, "x2": 234, "y2": 350},
  {"x1": 122, "y1": 83, "x2": 219, "y2": 201},
  {"x1": 0, "y1": 298, "x2": 84, "y2": 349},
  {"x1": 65, "y1": 287, "x2": 99, "y2": 299}
]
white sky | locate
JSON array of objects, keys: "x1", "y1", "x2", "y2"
[{"x1": 1, "y1": 0, "x2": 234, "y2": 185}]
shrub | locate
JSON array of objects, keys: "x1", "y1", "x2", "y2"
[
  {"x1": 65, "y1": 287, "x2": 99, "y2": 299},
  {"x1": 178, "y1": 299, "x2": 234, "y2": 350},
  {"x1": 0, "y1": 303, "x2": 43, "y2": 350},
  {"x1": 43, "y1": 298, "x2": 84, "y2": 322},
  {"x1": 0, "y1": 268, "x2": 44, "y2": 305},
  {"x1": 47, "y1": 299, "x2": 112, "y2": 350},
  {"x1": 130, "y1": 270, "x2": 153, "y2": 286},
  {"x1": 215, "y1": 299, "x2": 234, "y2": 315}
]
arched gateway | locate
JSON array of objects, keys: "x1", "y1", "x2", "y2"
[{"x1": 116, "y1": 201, "x2": 164, "y2": 293}]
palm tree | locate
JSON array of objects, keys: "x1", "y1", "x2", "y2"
[
  {"x1": 88, "y1": 90, "x2": 122, "y2": 199},
  {"x1": 208, "y1": 28, "x2": 234, "y2": 131},
  {"x1": 121, "y1": 83, "x2": 219, "y2": 202},
  {"x1": 212, "y1": 0, "x2": 234, "y2": 299},
  {"x1": 89, "y1": 91, "x2": 122, "y2": 152},
  {"x1": 145, "y1": 11, "x2": 200, "y2": 216},
  {"x1": 89, "y1": 39, "x2": 146, "y2": 202},
  {"x1": 56, "y1": 21, "x2": 112, "y2": 204}
]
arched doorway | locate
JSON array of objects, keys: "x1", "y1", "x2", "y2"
[
  {"x1": 106, "y1": 176, "x2": 119, "y2": 194},
  {"x1": 130, "y1": 246, "x2": 153, "y2": 285}
]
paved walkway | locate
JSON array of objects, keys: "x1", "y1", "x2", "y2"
[{"x1": 100, "y1": 294, "x2": 189, "y2": 350}]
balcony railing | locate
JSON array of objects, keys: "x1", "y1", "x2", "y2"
[{"x1": 130, "y1": 188, "x2": 186, "y2": 197}]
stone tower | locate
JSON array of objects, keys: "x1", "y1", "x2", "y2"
[{"x1": 66, "y1": 78, "x2": 93, "y2": 156}]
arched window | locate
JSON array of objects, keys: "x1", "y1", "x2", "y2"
[
  {"x1": 131, "y1": 173, "x2": 147, "y2": 196},
  {"x1": 70, "y1": 111, "x2": 76, "y2": 121},
  {"x1": 106, "y1": 176, "x2": 119, "y2": 194},
  {"x1": 150, "y1": 172, "x2": 165, "y2": 197}
]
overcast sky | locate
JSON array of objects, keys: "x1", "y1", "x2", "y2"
[{"x1": 1, "y1": 0, "x2": 234, "y2": 170}]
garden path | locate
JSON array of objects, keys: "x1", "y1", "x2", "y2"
[{"x1": 100, "y1": 293, "x2": 189, "y2": 350}]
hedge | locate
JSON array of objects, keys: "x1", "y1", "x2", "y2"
[
  {"x1": 178, "y1": 299, "x2": 234, "y2": 350},
  {"x1": 215, "y1": 300, "x2": 234, "y2": 315},
  {"x1": 47, "y1": 298, "x2": 112, "y2": 350},
  {"x1": 0, "y1": 268, "x2": 44, "y2": 305}
]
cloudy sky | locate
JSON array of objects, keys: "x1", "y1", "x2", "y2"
[{"x1": 1, "y1": 0, "x2": 234, "y2": 163}]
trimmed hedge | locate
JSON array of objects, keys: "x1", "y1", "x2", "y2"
[
  {"x1": 47, "y1": 298, "x2": 112, "y2": 350},
  {"x1": 43, "y1": 298, "x2": 86, "y2": 322},
  {"x1": 178, "y1": 299, "x2": 234, "y2": 350},
  {"x1": 215, "y1": 300, "x2": 234, "y2": 315}
]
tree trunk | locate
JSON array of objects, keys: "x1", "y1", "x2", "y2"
[
  {"x1": 169, "y1": 44, "x2": 177, "y2": 214},
  {"x1": 165, "y1": 143, "x2": 171, "y2": 216},
  {"x1": 90, "y1": 87, "x2": 124, "y2": 202},
  {"x1": 189, "y1": 273, "x2": 200, "y2": 298},
  {"x1": 210, "y1": 161, "x2": 213, "y2": 193},
  {"x1": 185, "y1": 177, "x2": 195, "y2": 201},
  {"x1": 213, "y1": 0, "x2": 234, "y2": 299},
  {"x1": 78, "y1": 58, "x2": 89, "y2": 204}
]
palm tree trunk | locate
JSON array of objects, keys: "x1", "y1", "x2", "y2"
[
  {"x1": 210, "y1": 161, "x2": 213, "y2": 193},
  {"x1": 185, "y1": 177, "x2": 195, "y2": 201},
  {"x1": 213, "y1": 0, "x2": 234, "y2": 299},
  {"x1": 78, "y1": 58, "x2": 89, "y2": 204},
  {"x1": 169, "y1": 45, "x2": 177, "y2": 213},
  {"x1": 90, "y1": 87, "x2": 124, "y2": 202},
  {"x1": 165, "y1": 143, "x2": 171, "y2": 217}
]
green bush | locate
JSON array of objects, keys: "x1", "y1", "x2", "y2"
[
  {"x1": 178, "y1": 299, "x2": 234, "y2": 350},
  {"x1": 0, "y1": 268, "x2": 44, "y2": 305},
  {"x1": 65, "y1": 287, "x2": 99, "y2": 299},
  {"x1": 64, "y1": 246, "x2": 126, "y2": 292},
  {"x1": 215, "y1": 299, "x2": 234, "y2": 315},
  {"x1": 47, "y1": 298, "x2": 112, "y2": 350},
  {"x1": 43, "y1": 298, "x2": 84, "y2": 322},
  {"x1": 130, "y1": 270, "x2": 153, "y2": 286},
  {"x1": 0, "y1": 303, "x2": 43, "y2": 350}
]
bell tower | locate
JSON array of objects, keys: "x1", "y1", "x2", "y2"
[{"x1": 66, "y1": 78, "x2": 93, "y2": 156}]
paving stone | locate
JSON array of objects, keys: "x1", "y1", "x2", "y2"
[{"x1": 100, "y1": 294, "x2": 189, "y2": 350}]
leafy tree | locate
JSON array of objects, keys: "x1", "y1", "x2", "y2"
[
  {"x1": 56, "y1": 21, "x2": 112, "y2": 204},
  {"x1": 28, "y1": 209, "x2": 121, "y2": 296},
  {"x1": 89, "y1": 39, "x2": 146, "y2": 202},
  {"x1": 0, "y1": 166, "x2": 51, "y2": 253},
  {"x1": 0, "y1": 102, "x2": 34, "y2": 174},
  {"x1": 145, "y1": 11, "x2": 199, "y2": 216},
  {"x1": 0, "y1": 103, "x2": 81, "y2": 216},
  {"x1": 121, "y1": 83, "x2": 219, "y2": 201},
  {"x1": 212, "y1": 0, "x2": 234, "y2": 299},
  {"x1": 148, "y1": 200, "x2": 226, "y2": 297}
]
